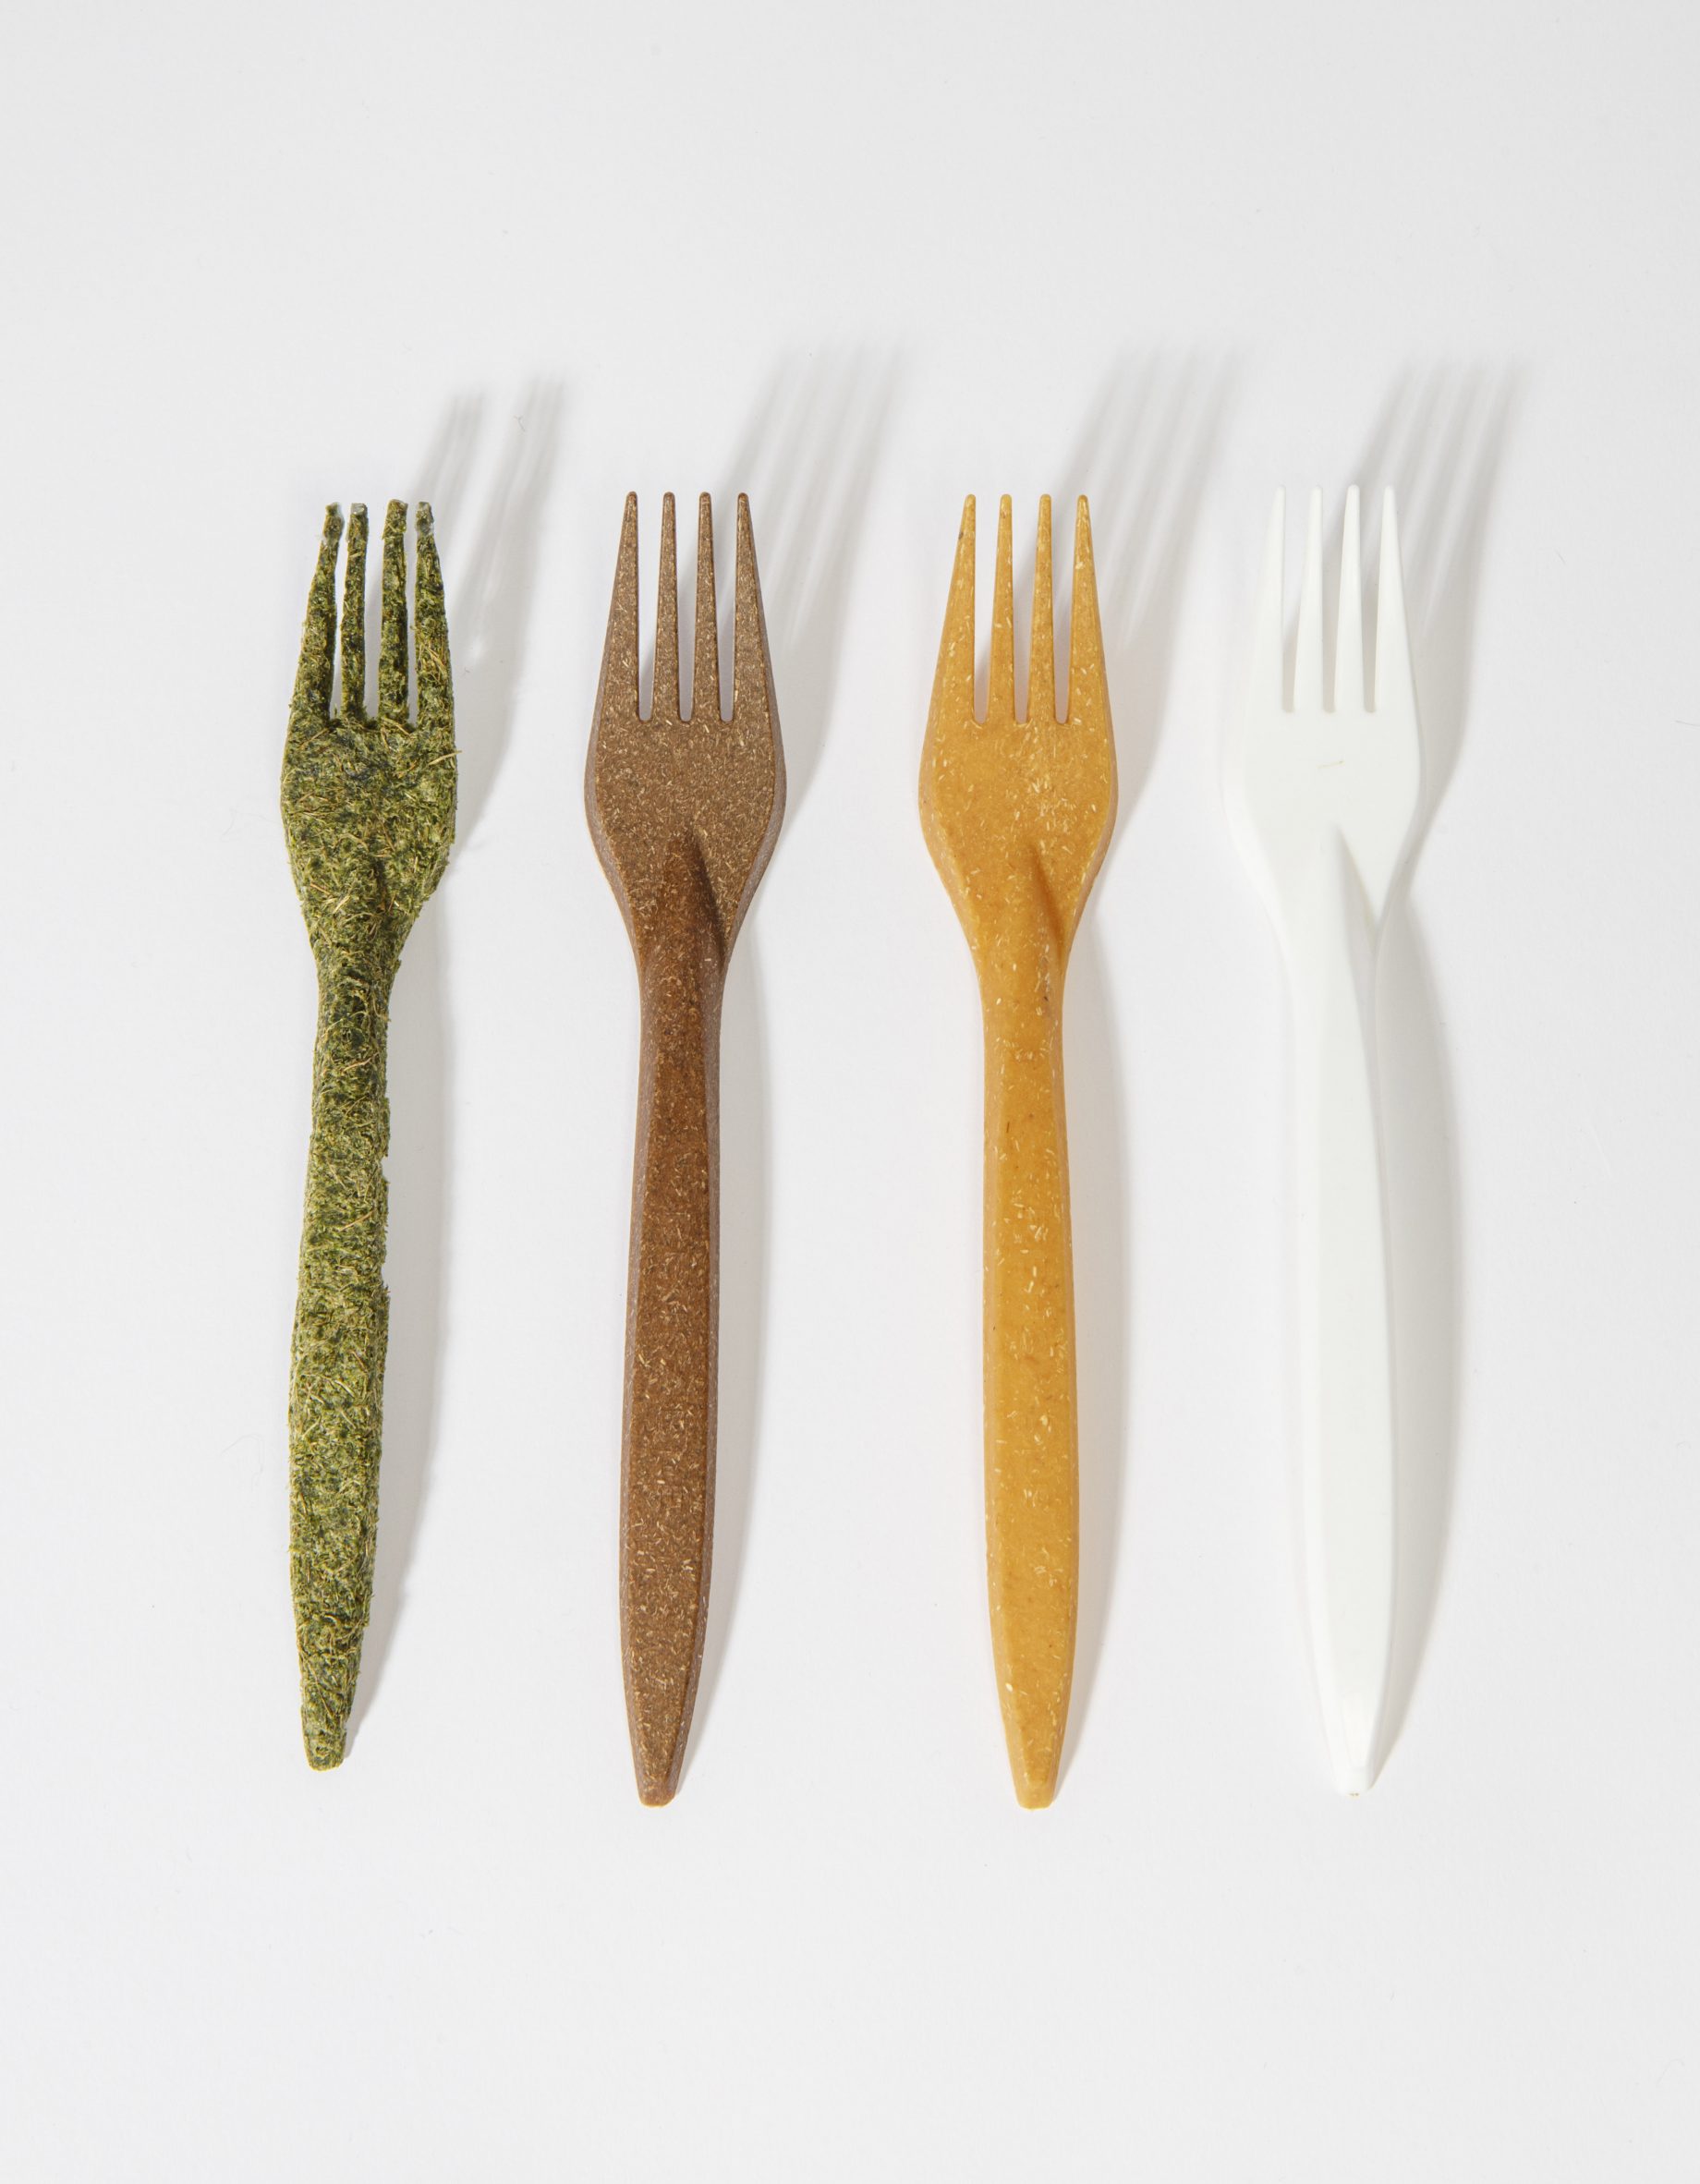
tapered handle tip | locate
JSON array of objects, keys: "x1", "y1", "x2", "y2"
[
  {"x1": 1336, "y1": 1756, "x2": 1378, "y2": 1797},
  {"x1": 634, "y1": 1747, "x2": 684, "y2": 1807},
  {"x1": 1013, "y1": 1769, "x2": 1059, "y2": 1811},
  {"x1": 301, "y1": 1706, "x2": 347, "y2": 1771},
  {"x1": 1002, "y1": 1692, "x2": 1065, "y2": 1809}
]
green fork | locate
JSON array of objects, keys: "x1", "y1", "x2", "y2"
[{"x1": 281, "y1": 502, "x2": 455, "y2": 1767}]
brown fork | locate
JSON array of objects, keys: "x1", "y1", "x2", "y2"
[{"x1": 586, "y1": 492, "x2": 785, "y2": 1803}]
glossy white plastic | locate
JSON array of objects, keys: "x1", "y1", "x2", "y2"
[{"x1": 1225, "y1": 487, "x2": 1422, "y2": 1794}]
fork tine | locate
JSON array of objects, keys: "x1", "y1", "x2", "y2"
[
  {"x1": 1374, "y1": 489, "x2": 1415, "y2": 714},
  {"x1": 731, "y1": 493, "x2": 773, "y2": 725},
  {"x1": 1250, "y1": 491, "x2": 1285, "y2": 710},
  {"x1": 597, "y1": 493, "x2": 642, "y2": 727},
  {"x1": 339, "y1": 504, "x2": 369, "y2": 723},
  {"x1": 654, "y1": 491, "x2": 680, "y2": 722},
  {"x1": 292, "y1": 504, "x2": 344, "y2": 723},
  {"x1": 692, "y1": 493, "x2": 721, "y2": 723},
  {"x1": 1334, "y1": 486, "x2": 1364, "y2": 713},
  {"x1": 1066, "y1": 496, "x2": 1108, "y2": 729},
  {"x1": 378, "y1": 500, "x2": 409, "y2": 728},
  {"x1": 931, "y1": 497, "x2": 978, "y2": 726},
  {"x1": 414, "y1": 503, "x2": 453, "y2": 755},
  {"x1": 1028, "y1": 496, "x2": 1055, "y2": 726},
  {"x1": 988, "y1": 495, "x2": 1016, "y2": 722},
  {"x1": 1293, "y1": 488, "x2": 1325, "y2": 713}
]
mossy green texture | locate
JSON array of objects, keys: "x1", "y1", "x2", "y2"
[{"x1": 282, "y1": 502, "x2": 455, "y2": 1767}]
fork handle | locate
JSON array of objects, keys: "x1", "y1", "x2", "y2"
[
  {"x1": 1289, "y1": 844, "x2": 1398, "y2": 1793},
  {"x1": 288, "y1": 952, "x2": 396, "y2": 1769},
  {"x1": 978, "y1": 909, "x2": 1079, "y2": 1809},
  {"x1": 621, "y1": 846, "x2": 725, "y2": 1805}
]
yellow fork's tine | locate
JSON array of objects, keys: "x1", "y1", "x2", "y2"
[
  {"x1": 292, "y1": 505, "x2": 344, "y2": 725},
  {"x1": 1029, "y1": 496, "x2": 1056, "y2": 726},
  {"x1": 930, "y1": 496, "x2": 978, "y2": 729},
  {"x1": 1066, "y1": 496, "x2": 1109, "y2": 729},
  {"x1": 654, "y1": 492, "x2": 680, "y2": 722},
  {"x1": 692, "y1": 493, "x2": 721, "y2": 723},
  {"x1": 340, "y1": 504, "x2": 369, "y2": 723},
  {"x1": 378, "y1": 500, "x2": 409, "y2": 728},
  {"x1": 596, "y1": 493, "x2": 642, "y2": 729},
  {"x1": 988, "y1": 495, "x2": 1016, "y2": 722}
]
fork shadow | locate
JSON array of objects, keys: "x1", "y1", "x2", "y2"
[
  {"x1": 1053, "y1": 353, "x2": 1237, "y2": 1787},
  {"x1": 681, "y1": 355, "x2": 897, "y2": 1772},
  {"x1": 1351, "y1": 365, "x2": 1522, "y2": 1778},
  {"x1": 350, "y1": 383, "x2": 565, "y2": 1750}
]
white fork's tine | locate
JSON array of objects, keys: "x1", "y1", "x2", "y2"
[
  {"x1": 1334, "y1": 486, "x2": 1364, "y2": 713},
  {"x1": 1250, "y1": 491, "x2": 1286, "y2": 711},
  {"x1": 1374, "y1": 488, "x2": 1415, "y2": 714},
  {"x1": 1293, "y1": 488, "x2": 1325, "y2": 713}
]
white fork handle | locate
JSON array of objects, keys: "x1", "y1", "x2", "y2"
[{"x1": 1287, "y1": 838, "x2": 1397, "y2": 1793}]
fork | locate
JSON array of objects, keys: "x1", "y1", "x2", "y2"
[
  {"x1": 282, "y1": 501, "x2": 455, "y2": 1768},
  {"x1": 587, "y1": 492, "x2": 784, "y2": 1804},
  {"x1": 919, "y1": 496, "x2": 1116, "y2": 1807},
  {"x1": 1224, "y1": 486, "x2": 1421, "y2": 1793}
]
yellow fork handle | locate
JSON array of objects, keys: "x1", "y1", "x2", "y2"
[{"x1": 978, "y1": 911, "x2": 1079, "y2": 1807}]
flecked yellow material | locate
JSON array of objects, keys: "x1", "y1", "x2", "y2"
[
  {"x1": 919, "y1": 496, "x2": 1115, "y2": 1807},
  {"x1": 282, "y1": 502, "x2": 455, "y2": 1768}
]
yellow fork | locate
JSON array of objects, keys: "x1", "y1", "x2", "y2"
[{"x1": 920, "y1": 497, "x2": 1117, "y2": 1805}]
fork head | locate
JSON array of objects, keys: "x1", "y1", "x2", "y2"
[
  {"x1": 919, "y1": 496, "x2": 1116, "y2": 967},
  {"x1": 282, "y1": 502, "x2": 456, "y2": 975},
  {"x1": 1227, "y1": 487, "x2": 1421, "y2": 928},
  {"x1": 586, "y1": 492, "x2": 785, "y2": 970}
]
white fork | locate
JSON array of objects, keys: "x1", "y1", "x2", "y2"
[{"x1": 1225, "y1": 486, "x2": 1422, "y2": 1794}]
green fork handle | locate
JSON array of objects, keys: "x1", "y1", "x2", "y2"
[{"x1": 288, "y1": 952, "x2": 396, "y2": 1770}]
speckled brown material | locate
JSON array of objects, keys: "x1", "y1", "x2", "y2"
[
  {"x1": 587, "y1": 493, "x2": 784, "y2": 1804},
  {"x1": 919, "y1": 496, "x2": 1115, "y2": 1807}
]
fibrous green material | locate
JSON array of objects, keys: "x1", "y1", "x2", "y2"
[{"x1": 282, "y1": 501, "x2": 455, "y2": 1768}]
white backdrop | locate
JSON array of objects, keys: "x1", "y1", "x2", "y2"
[{"x1": 3, "y1": 1, "x2": 1696, "y2": 2177}]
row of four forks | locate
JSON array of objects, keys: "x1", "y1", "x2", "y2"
[{"x1": 283, "y1": 484, "x2": 1422, "y2": 1803}]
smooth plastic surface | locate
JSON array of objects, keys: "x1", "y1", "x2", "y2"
[{"x1": 1225, "y1": 487, "x2": 1421, "y2": 1793}]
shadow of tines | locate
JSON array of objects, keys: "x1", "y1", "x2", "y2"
[
  {"x1": 1053, "y1": 353, "x2": 1238, "y2": 1789},
  {"x1": 1354, "y1": 365, "x2": 1522, "y2": 1778},
  {"x1": 684, "y1": 354, "x2": 897, "y2": 1773},
  {"x1": 349, "y1": 384, "x2": 565, "y2": 1752}
]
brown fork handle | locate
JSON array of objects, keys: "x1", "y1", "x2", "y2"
[{"x1": 621, "y1": 843, "x2": 726, "y2": 1804}]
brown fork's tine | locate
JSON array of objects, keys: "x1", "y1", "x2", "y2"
[
  {"x1": 292, "y1": 504, "x2": 344, "y2": 724},
  {"x1": 339, "y1": 503, "x2": 369, "y2": 724},
  {"x1": 1066, "y1": 496, "x2": 1109, "y2": 728},
  {"x1": 692, "y1": 493, "x2": 721, "y2": 723},
  {"x1": 988, "y1": 495, "x2": 1016, "y2": 722},
  {"x1": 654, "y1": 491, "x2": 680, "y2": 723},
  {"x1": 596, "y1": 493, "x2": 642, "y2": 729},
  {"x1": 378, "y1": 500, "x2": 409, "y2": 728},
  {"x1": 730, "y1": 493, "x2": 774, "y2": 727},
  {"x1": 1029, "y1": 495, "x2": 1056, "y2": 726}
]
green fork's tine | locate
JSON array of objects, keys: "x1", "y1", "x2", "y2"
[
  {"x1": 340, "y1": 504, "x2": 369, "y2": 724},
  {"x1": 292, "y1": 505, "x2": 344, "y2": 726},
  {"x1": 414, "y1": 504, "x2": 453, "y2": 755},
  {"x1": 378, "y1": 500, "x2": 409, "y2": 728}
]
